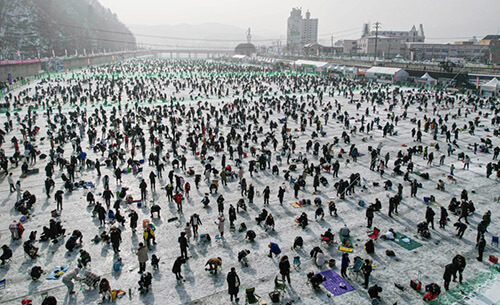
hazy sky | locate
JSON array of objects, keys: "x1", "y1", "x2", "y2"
[{"x1": 100, "y1": 0, "x2": 500, "y2": 43}]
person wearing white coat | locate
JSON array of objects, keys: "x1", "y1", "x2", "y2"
[
  {"x1": 185, "y1": 223, "x2": 192, "y2": 243},
  {"x1": 315, "y1": 251, "x2": 325, "y2": 267},
  {"x1": 215, "y1": 216, "x2": 225, "y2": 238}
]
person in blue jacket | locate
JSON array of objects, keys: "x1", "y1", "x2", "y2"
[{"x1": 268, "y1": 242, "x2": 281, "y2": 258}]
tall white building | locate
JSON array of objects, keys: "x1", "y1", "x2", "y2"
[{"x1": 287, "y1": 8, "x2": 318, "y2": 54}]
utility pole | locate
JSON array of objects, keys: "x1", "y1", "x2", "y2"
[
  {"x1": 331, "y1": 35, "x2": 334, "y2": 58},
  {"x1": 373, "y1": 21, "x2": 381, "y2": 61}
]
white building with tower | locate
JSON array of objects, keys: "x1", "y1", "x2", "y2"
[{"x1": 287, "y1": 8, "x2": 318, "y2": 54}]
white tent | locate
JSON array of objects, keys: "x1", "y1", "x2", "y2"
[
  {"x1": 481, "y1": 78, "x2": 500, "y2": 94},
  {"x1": 231, "y1": 55, "x2": 247, "y2": 61},
  {"x1": 365, "y1": 67, "x2": 409, "y2": 83},
  {"x1": 418, "y1": 72, "x2": 437, "y2": 84},
  {"x1": 294, "y1": 60, "x2": 329, "y2": 70}
]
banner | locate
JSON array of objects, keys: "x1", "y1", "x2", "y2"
[
  {"x1": 0, "y1": 58, "x2": 41, "y2": 66},
  {"x1": 75, "y1": 49, "x2": 78, "y2": 56},
  {"x1": 17, "y1": 50, "x2": 21, "y2": 59},
  {"x1": 8, "y1": 74, "x2": 12, "y2": 85},
  {"x1": 476, "y1": 76, "x2": 480, "y2": 90},
  {"x1": 38, "y1": 50, "x2": 41, "y2": 59},
  {"x1": 84, "y1": 49, "x2": 87, "y2": 56},
  {"x1": 52, "y1": 49, "x2": 55, "y2": 57},
  {"x1": 65, "y1": 49, "x2": 68, "y2": 57}
]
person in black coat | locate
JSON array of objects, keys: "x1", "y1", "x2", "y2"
[
  {"x1": 426, "y1": 206, "x2": 436, "y2": 229},
  {"x1": 452, "y1": 254, "x2": 466, "y2": 283},
  {"x1": 172, "y1": 256, "x2": 185, "y2": 280},
  {"x1": 362, "y1": 259, "x2": 373, "y2": 288},
  {"x1": 443, "y1": 263, "x2": 456, "y2": 291},
  {"x1": 439, "y1": 206, "x2": 448, "y2": 229},
  {"x1": 0, "y1": 245, "x2": 12, "y2": 265},
  {"x1": 368, "y1": 284, "x2": 382, "y2": 300},
  {"x1": 129, "y1": 210, "x2": 138, "y2": 232},
  {"x1": 294, "y1": 182, "x2": 300, "y2": 198},
  {"x1": 292, "y1": 236, "x2": 303, "y2": 250},
  {"x1": 226, "y1": 267, "x2": 240, "y2": 302},
  {"x1": 366, "y1": 205, "x2": 374, "y2": 228},
  {"x1": 477, "y1": 235, "x2": 486, "y2": 261},
  {"x1": 308, "y1": 272, "x2": 326, "y2": 290},
  {"x1": 65, "y1": 235, "x2": 79, "y2": 252},
  {"x1": 139, "y1": 179, "x2": 147, "y2": 201},
  {"x1": 279, "y1": 255, "x2": 291, "y2": 284},
  {"x1": 42, "y1": 296, "x2": 57, "y2": 305},
  {"x1": 178, "y1": 232, "x2": 189, "y2": 259},
  {"x1": 228, "y1": 205, "x2": 237, "y2": 227},
  {"x1": 297, "y1": 212, "x2": 308, "y2": 229},
  {"x1": 49, "y1": 219, "x2": 58, "y2": 242},
  {"x1": 454, "y1": 221, "x2": 467, "y2": 238},
  {"x1": 110, "y1": 227, "x2": 122, "y2": 253}
]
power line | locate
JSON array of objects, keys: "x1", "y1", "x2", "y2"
[
  {"x1": 1, "y1": 34, "x2": 234, "y2": 50},
  {"x1": 318, "y1": 27, "x2": 360, "y2": 37},
  {"x1": 34, "y1": 20, "x2": 279, "y2": 43}
]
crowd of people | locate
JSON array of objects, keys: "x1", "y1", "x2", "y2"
[{"x1": 0, "y1": 58, "x2": 499, "y2": 304}]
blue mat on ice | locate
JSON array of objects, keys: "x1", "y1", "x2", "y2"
[
  {"x1": 319, "y1": 269, "x2": 355, "y2": 296},
  {"x1": 46, "y1": 265, "x2": 69, "y2": 280}
]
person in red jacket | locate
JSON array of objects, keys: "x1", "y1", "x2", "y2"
[{"x1": 174, "y1": 192, "x2": 183, "y2": 212}]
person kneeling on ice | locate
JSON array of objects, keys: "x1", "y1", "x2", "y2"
[
  {"x1": 0, "y1": 245, "x2": 12, "y2": 265},
  {"x1": 296, "y1": 212, "x2": 308, "y2": 229},
  {"x1": 65, "y1": 232, "x2": 82, "y2": 252},
  {"x1": 237, "y1": 198, "x2": 247, "y2": 212},
  {"x1": 315, "y1": 206, "x2": 325, "y2": 220},
  {"x1": 292, "y1": 236, "x2": 304, "y2": 250},
  {"x1": 99, "y1": 278, "x2": 111, "y2": 301},
  {"x1": 23, "y1": 240, "x2": 39, "y2": 259},
  {"x1": 245, "y1": 230, "x2": 256, "y2": 242},
  {"x1": 78, "y1": 249, "x2": 91, "y2": 268},
  {"x1": 138, "y1": 272, "x2": 153, "y2": 294},
  {"x1": 417, "y1": 222, "x2": 431, "y2": 238},
  {"x1": 255, "y1": 209, "x2": 268, "y2": 225},
  {"x1": 268, "y1": 242, "x2": 281, "y2": 258},
  {"x1": 238, "y1": 249, "x2": 250, "y2": 267},
  {"x1": 368, "y1": 285, "x2": 382, "y2": 302},
  {"x1": 307, "y1": 272, "x2": 326, "y2": 290},
  {"x1": 205, "y1": 257, "x2": 222, "y2": 274},
  {"x1": 30, "y1": 266, "x2": 43, "y2": 280},
  {"x1": 423, "y1": 283, "x2": 441, "y2": 301},
  {"x1": 321, "y1": 229, "x2": 334, "y2": 243},
  {"x1": 151, "y1": 254, "x2": 160, "y2": 270}
]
